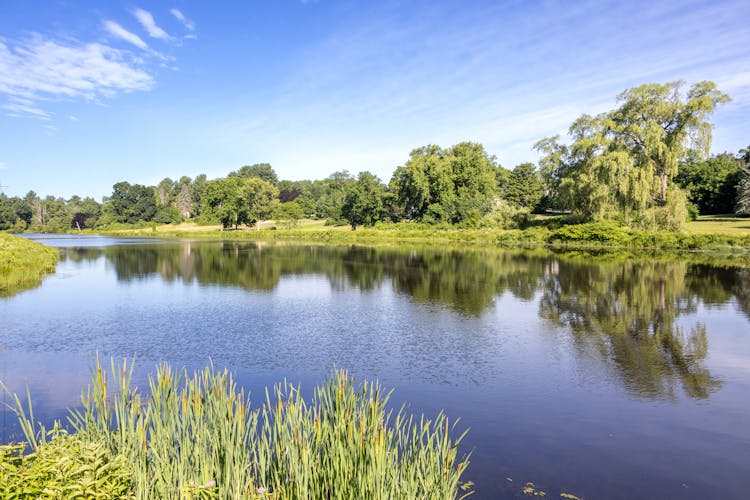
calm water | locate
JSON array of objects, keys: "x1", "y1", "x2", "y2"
[{"x1": 2, "y1": 236, "x2": 750, "y2": 499}]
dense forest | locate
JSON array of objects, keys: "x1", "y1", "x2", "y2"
[{"x1": 1, "y1": 81, "x2": 748, "y2": 233}]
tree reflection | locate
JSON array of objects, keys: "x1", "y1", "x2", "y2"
[
  {"x1": 538, "y1": 259, "x2": 720, "y2": 399},
  {"x1": 59, "y1": 242, "x2": 750, "y2": 400}
]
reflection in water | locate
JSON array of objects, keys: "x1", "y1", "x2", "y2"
[
  {"x1": 57, "y1": 242, "x2": 749, "y2": 401},
  {"x1": 538, "y1": 259, "x2": 719, "y2": 399}
]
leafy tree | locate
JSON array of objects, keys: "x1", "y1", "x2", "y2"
[
  {"x1": 108, "y1": 182, "x2": 158, "y2": 224},
  {"x1": 533, "y1": 135, "x2": 569, "y2": 209},
  {"x1": 244, "y1": 177, "x2": 279, "y2": 230},
  {"x1": 676, "y1": 153, "x2": 742, "y2": 214},
  {"x1": 191, "y1": 174, "x2": 208, "y2": 219},
  {"x1": 155, "y1": 178, "x2": 176, "y2": 207},
  {"x1": 391, "y1": 142, "x2": 496, "y2": 224},
  {"x1": 552, "y1": 81, "x2": 729, "y2": 228},
  {"x1": 610, "y1": 81, "x2": 730, "y2": 205},
  {"x1": 0, "y1": 195, "x2": 31, "y2": 230},
  {"x1": 202, "y1": 177, "x2": 249, "y2": 229},
  {"x1": 314, "y1": 171, "x2": 355, "y2": 221},
  {"x1": 230, "y1": 163, "x2": 278, "y2": 185},
  {"x1": 504, "y1": 162, "x2": 544, "y2": 210},
  {"x1": 342, "y1": 171, "x2": 387, "y2": 229},
  {"x1": 69, "y1": 196, "x2": 101, "y2": 229},
  {"x1": 737, "y1": 146, "x2": 750, "y2": 215},
  {"x1": 274, "y1": 201, "x2": 304, "y2": 227}
]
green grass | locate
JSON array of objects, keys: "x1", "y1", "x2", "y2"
[
  {"x1": 2, "y1": 358, "x2": 472, "y2": 499},
  {"x1": 0, "y1": 233, "x2": 59, "y2": 297},
  {"x1": 95, "y1": 217, "x2": 750, "y2": 254},
  {"x1": 686, "y1": 214, "x2": 750, "y2": 235}
]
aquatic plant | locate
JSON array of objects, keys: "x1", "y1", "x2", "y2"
[{"x1": 3, "y1": 358, "x2": 471, "y2": 499}]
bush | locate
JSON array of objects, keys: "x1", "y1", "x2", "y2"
[{"x1": 0, "y1": 429, "x2": 133, "y2": 499}]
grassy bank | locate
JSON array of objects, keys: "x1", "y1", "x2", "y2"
[
  {"x1": 0, "y1": 233, "x2": 59, "y2": 297},
  {"x1": 1, "y1": 359, "x2": 471, "y2": 499},
  {"x1": 95, "y1": 217, "x2": 750, "y2": 253}
]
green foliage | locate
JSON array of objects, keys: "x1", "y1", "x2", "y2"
[
  {"x1": 0, "y1": 194, "x2": 32, "y2": 231},
  {"x1": 391, "y1": 142, "x2": 496, "y2": 224},
  {"x1": 504, "y1": 163, "x2": 544, "y2": 210},
  {"x1": 229, "y1": 163, "x2": 279, "y2": 185},
  {"x1": 341, "y1": 171, "x2": 388, "y2": 229},
  {"x1": 0, "y1": 234, "x2": 59, "y2": 297},
  {"x1": 201, "y1": 177, "x2": 278, "y2": 230},
  {"x1": 4, "y1": 359, "x2": 471, "y2": 499},
  {"x1": 109, "y1": 182, "x2": 158, "y2": 224},
  {"x1": 736, "y1": 146, "x2": 750, "y2": 215},
  {"x1": 676, "y1": 153, "x2": 742, "y2": 214},
  {"x1": 0, "y1": 430, "x2": 134, "y2": 499},
  {"x1": 552, "y1": 81, "x2": 730, "y2": 229},
  {"x1": 274, "y1": 201, "x2": 304, "y2": 227}
]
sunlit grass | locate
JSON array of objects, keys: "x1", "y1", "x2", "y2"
[
  {"x1": 2, "y1": 359, "x2": 472, "y2": 499},
  {"x1": 0, "y1": 233, "x2": 59, "y2": 297},
  {"x1": 686, "y1": 214, "x2": 750, "y2": 235}
]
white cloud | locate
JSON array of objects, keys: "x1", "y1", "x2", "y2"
[
  {"x1": 0, "y1": 35, "x2": 153, "y2": 119},
  {"x1": 2, "y1": 100, "x2": 52, "y2": 120},
  {"x1": 133, "y1": 8, "x2": 172, "y2": 41},
  {"x1": 0, "y1": 161, "x2": 6, "y2": 170},
  {"x1": 104, "y1": 20, "x2": 148, "y2": 49},
  {"x1": 170, "y1": 8, "x2": 195, "y2": 31}
]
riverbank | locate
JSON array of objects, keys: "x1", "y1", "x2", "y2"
[
  {"x1": 91, "y1": 216, "x2": 750, "y2": 253},
  {"x1": 0, "y1": 233, "x2": 59, "y2": 297}
]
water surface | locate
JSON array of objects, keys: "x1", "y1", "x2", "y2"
[{"x1": 2, "y1": 237, "x2": 750, "y2": 498}]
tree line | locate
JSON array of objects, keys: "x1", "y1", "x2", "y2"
[{"x1": 1, "y1": 80, "x2": 748, "y2": 233}]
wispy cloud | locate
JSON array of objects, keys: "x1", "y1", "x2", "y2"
[
  {"x1": 104, "y1": 20, "x2": 148, "y2": 50},
  {"x1": 1, "y1": 96, "x2": 52, "y2": 120},
  {"x1": 0, "y1": 161, "x2": 6, "y2": 170},
  {"x1": 0, "y1": 35, "x2": 153, "y2": 119},
  {"x1": 133, "y1": 8, "x2": 172, "y2": 41},
  {"x1": 170, "y1": 8, "x2": 195, "y2": 32}
]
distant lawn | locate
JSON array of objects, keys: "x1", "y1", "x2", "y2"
[{"x1": 686, "y1": 214, "x2": 750, "y2": 235}]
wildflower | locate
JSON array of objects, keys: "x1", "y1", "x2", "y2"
[
  {"x1": 204, "y1": 480, "x2": 216, "y2": 488},
  {"x1": 257, "y1": 486, "x2": 267, "y2": 494}
]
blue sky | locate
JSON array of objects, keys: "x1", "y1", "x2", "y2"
[{"x1": 0, "y1": 0, "x2": 748, "y2": 199}]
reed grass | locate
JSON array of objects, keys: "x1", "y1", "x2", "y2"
[
  {"x1": 0, "y1": 234, "x2": 59, "y2": 297},
  {"x1": 3, "y1": 358, "x2": 472, "y2": 499}
]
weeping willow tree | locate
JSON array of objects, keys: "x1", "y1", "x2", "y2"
[{"x1": 541, "y1": 81, "x2": 730, "y2": 229}]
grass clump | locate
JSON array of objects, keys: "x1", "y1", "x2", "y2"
[
  {"x1": 0, "y1": 234, "x2": 59, "y2": 297},
  {"x1": 3, "y1": 358, "x2": 471, "y2": 499}
]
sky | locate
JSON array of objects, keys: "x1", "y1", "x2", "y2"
[{"x1": 0, "y1": 0, "x2": 749, "y2": 199}]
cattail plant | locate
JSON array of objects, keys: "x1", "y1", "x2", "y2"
[{"x1": 3, "y1": 358, "x2": 472, "y2": 499}]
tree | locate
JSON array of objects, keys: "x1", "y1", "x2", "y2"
[
  {"x1": 737, "y1": 146, "x2": 750, "y2": 215},
  {"x1": 176, "y1": 176, "x2": 194, "y2": 219},
  {"x1": 533, "y1": 135, "x2": 569, "y2": 209},
  {"x1": 391, "y1": 142, "x2": 496, "y2": 224},
  {"x1": 229, "y1": 163, "x2": 278, "y2": 185},
  {"x1": 109, "y1": 182, "x2": 158, "y2": 224},
  {"x1": 676, "y1": 153, "x2": 742, "y2": 214},
  {"x1": 550, "y1": 81, "x2": 730, "y2": 228},
  {"x1": 504, "y1": 162, "x2": 544, "y2": 210},
  {"x1": 274, "y1": 201, "x2": 304, "y2": 227},
  {"x1": 609, "y1": 81, "x2": 730, "y2": 205},
  {"x1": 243, "y1": 177, "x2": 279, "y2": 230},
  {"x1": 342, "y1": 172, "x2": 387, "y2": 229},
  {"x1": 202, "y1": 177, "x2": 249, "y2": 229}
]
